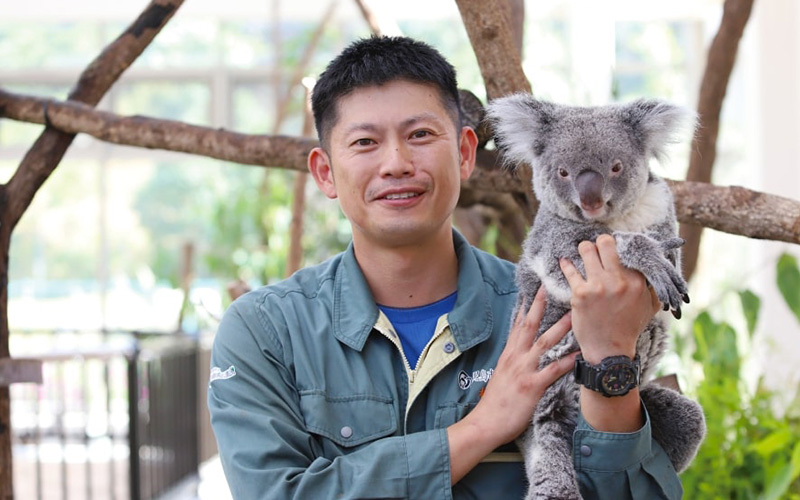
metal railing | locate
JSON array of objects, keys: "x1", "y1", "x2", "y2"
[{"x1": 10, "y1": 330, "x2": 214, "y2": 500}]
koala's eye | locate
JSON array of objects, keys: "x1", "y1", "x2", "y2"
[
  {"x1": 611, "y1": 161, "x2": 623, "y2": 174},
  {"x1": 558, "y1": 168, "x2": 569, "y2": 178}
]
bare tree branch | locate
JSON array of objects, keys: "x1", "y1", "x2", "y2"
[
  {"x1": 681, "y1": 0, "x2": 755, "y2": 279},
  {"x1": 0, "y1": 89, "x2": 315, "y2": 172},
  {"x1": 4, "y1": 87, "x2": 799, "y2": 247},
  {"x1": 668, "y1": 180, "x2": 800, "y2": 244}
]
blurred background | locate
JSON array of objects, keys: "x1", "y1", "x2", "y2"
[{"x1": 2, "y1": 0, "x2": 799, "y2": 498}]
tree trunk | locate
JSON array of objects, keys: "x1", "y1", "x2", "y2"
[
  {"x1": 680, "y1": 0, "x2": 755, "y2": 280},
  {"x1": 0, "y1": 1, "x2": 183, "y2": 497}
]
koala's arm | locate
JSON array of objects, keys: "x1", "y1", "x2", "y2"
[
  {"x1": 640, "y1": 383, "x2": 706, "y2": 472},
  {"x1": 613, "y1": 199, "x2": 689, "y2": 317}
]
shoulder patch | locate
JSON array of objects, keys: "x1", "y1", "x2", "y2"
[{"x1": 210, "y1": 365, "x2": 236, "y2": 383}]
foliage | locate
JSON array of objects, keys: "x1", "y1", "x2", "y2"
[{"x1": 680, "y1": 253, "x2": 800, "y2": 499}]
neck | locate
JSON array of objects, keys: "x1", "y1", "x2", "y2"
[{"x1": 352, "y1": 229, "x2": 459, "y2": 308}]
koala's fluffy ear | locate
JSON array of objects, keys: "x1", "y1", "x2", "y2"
[
  {"x1": 485, "y1": 93, "x2": 559, "y2": 169},
  {"x1": 622, "y1": 99, "x2": 697, "y2": 162}
]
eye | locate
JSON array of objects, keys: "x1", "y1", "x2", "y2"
[
  {"x1": 410, "y1": 129, "x2": 432, "y2": 139},
  {"x1": 558, "y1": 168, "x2": 569, "y2": 178},
  {"x1": 611, "y1": 161, "x2": 623, "y2": 174},
  {"x1": 353, "y1": 138, "x2": 375, "y2": 147}
]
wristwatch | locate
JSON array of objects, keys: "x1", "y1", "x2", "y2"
[{"x1": 573, "y1": 354, "x2": 641, "y2": 397}]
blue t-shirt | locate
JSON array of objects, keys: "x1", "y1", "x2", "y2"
[{"x1": 378, "y1": 292, "x2": 458, "y2": 369}]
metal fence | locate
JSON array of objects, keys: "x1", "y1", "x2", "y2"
[{"x1": 10, "y1": 331, "x2": 214, "y2": 500}]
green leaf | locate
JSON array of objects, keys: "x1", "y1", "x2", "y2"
[
  {"x1": 762, "y1": 463, "x2": 793, "y2": 500},
  {"x1": 752, "y1": 428, "x2": 792, "y2": 457},
  {"x1": 777, "y1": 253, "x2": 800, "y2": 323},
  {"x1": 692, "y1": 312, "x2": 714, "y2": 363},
  {"x1": 792, "y1": 440, "x2": 800, "y2": 481},
  {"x1": 739, "y1": 289, "x2": 761, "y2": 338}
]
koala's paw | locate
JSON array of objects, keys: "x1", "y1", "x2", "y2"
[{"x1": 614, "y1": 232, "x2": 690, "y2": 318}]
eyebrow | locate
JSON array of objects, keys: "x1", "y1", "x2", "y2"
[{"x1": 342, "y1": 112, "x2": 446, "y2": 137}]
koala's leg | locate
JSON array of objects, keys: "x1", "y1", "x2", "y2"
[
  {"x1": 613, "y1": 231, "x2": 689, "y2": 316},
  {"x1": 640, "y1": 383, "x2": 706, "y2": 472},
  {"x1": 522, "y1": 371, "x2": 582, "y2": 500}
]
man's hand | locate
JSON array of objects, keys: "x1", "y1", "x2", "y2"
[
  {"x1": 559, "y1": 234, "x2": 661, "y2": 432},
  {"x1": 559, "y1": 234, "x2": 660, "y2": 364},
  {"x1": 446, "y1": 286, "x2": 578, "y2": 485}
]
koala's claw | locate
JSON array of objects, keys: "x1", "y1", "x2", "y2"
[
  {"x1": 671, "y1": 308, "x2": 682, "y2": 320},
  {"x1": 682, "y1": 293, "x2": 690, "y2": 304}
]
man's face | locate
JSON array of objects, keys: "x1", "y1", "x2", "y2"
[{"x1": 308, "y1": 80, "x2": 476, "y2": 249}]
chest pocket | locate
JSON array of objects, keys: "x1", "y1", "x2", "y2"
[
  {"x1": 434, "y1": 402, "x2": 478, "y2": 428},
  {"x1": 299, "y1": 392, "x2": 398, "y2": 447}
]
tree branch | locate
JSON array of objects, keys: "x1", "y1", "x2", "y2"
[
  {"x1": 0, "y1": 88, "x2": 315, "y2": 172},
  {"x1": 680, "y1": 0, "x2": 755, "y2": 279},
  {"x1": 4, "y1": 87, "x2": 799, "y2": 246},
  {"x1": 668, "y1": 180, "x2": 800, "y2": 244}
]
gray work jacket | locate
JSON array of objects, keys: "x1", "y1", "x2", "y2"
[{"x1": 208, "y1": 231, "x2": 682, "y2": 499}]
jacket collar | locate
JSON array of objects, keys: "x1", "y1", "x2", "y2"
[{"x1": 332, "y1": 230, "x2": 494, "y2": 352}]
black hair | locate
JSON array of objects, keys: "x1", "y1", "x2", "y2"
[{"x1": 311, "y1": 36, "x2": 461, "y2": 148}]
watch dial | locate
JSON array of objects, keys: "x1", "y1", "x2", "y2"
[{"x1": 600, "y1": 364, "x2": 636, "y2": 395}]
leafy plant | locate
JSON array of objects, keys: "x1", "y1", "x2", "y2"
[{"x1": 679, "y1": 253, "x2": 800, "y2": 499}]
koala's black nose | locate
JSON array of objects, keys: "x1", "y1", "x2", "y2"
[{"x1": 575, "y1": 170, "x2": 604, "y2": 211}]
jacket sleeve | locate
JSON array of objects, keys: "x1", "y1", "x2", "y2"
[
  {"x1": 207, "y1": 301, "x2": 453, "y2": 500},
  {"x1": 574, "y1": 404, "x2": 683, "y2": 499}
]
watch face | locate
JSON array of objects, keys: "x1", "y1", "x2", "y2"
[{"x1": 600, "y1": 363, "x2": 637, "y2": 396}]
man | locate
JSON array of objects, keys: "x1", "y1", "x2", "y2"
[{"x1": 208, "y1": 36, "x2": 683, "y2": 499}]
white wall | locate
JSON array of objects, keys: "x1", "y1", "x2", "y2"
[{"x1": 752, "y1": 0, "x2": 800, "y2": 400}]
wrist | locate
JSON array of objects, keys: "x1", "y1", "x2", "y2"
[
  {"x1": 447, "y1": 410, "x2": 503, "y2": 484},
  {"x1": 580, "y1": 387, "x2": 644, "y2": 432},
  {"x1": 580, "y1": 346, "x2": 637, "y2": 365},
  {"x1": 575, "y1": 330, "x2": 637, "y2": 364}
]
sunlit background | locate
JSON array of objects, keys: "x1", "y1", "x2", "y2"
[{"x1": 2, "y1": 0, "x2": 800, "y2": 498}]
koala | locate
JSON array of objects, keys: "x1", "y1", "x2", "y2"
[{"x1": 485, "y1": 94, "x2": 706, "y2": 500}]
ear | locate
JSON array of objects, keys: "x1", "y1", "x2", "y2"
[
  {"x1": 622, "y1": 99, "x2": 697, "y2": 161},
  {"x1": 308, "y1": 147, "x2": 338, "y2": 199},
  {"x1": 458, "y1": 126, "x2": 479, "y2": 180},
  {"x1": 484, "y1": 93, "x2": 559, "y2": 168}
]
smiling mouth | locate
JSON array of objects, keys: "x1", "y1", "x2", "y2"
[{"x1": 383, "y1": 192, "x2": 420, "y2": 200}]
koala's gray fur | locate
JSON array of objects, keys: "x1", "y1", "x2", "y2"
[{"x1": 485, "y1": 94, "x2": 706, "y2": 500}]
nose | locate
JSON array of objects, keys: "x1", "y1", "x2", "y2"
[
  {"x1": 575, "y1": 170, "x2": 604, "y2": 211},
  {"x1": 379, "y1": 142, "x2": 415, "y2": 178}
]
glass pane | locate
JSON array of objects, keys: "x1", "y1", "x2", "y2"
[
  {"x1": 221, "y1": 21, "x2": 275, "y2": 68},
  {"x1": 616, "y1": 21, "x2": 688, "y2": 68},
  {"x1": 8, "y1": 159, "x2": 101, "y2": 331},
  {"x1": 115, "y1": 18, "x2": 221, "y2": 69},
  {"x1": 114, "y1": 80, "x2": 210, "y2": 125},
  {"x1": 232, "y1": 83, "x2": 277, "y2": 133},
  {"x1": 0, "y1": 22, "x2": 100, "y2": 70}
]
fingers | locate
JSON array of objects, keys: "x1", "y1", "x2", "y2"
[
  {"x1": 594, "y1": 234, "x2": 622, "y2": 271},
  {"x1": 540, "y1": 350, "x2": 581, "y2": 382},
  {"x1": 559, "y1": 257, "x2": 585, "y2": 290},
  {"x1": 510, "y1": 286, "x2": 546, "y2": 350},
  {"x1": 531, "y1": 309, "x2": 572, "y2": 357},
  {"x1": 578, "y1": 238, "x2": 603, "y2": 275}
]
